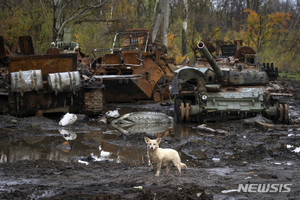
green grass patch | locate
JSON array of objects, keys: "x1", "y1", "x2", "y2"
[{"x1": 279, "y1": 71, "x2": 300, "y2": 81}]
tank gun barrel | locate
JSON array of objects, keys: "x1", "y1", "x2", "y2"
[{"x1": 197, "y1": 41, "x2": 224, "y2": 80}]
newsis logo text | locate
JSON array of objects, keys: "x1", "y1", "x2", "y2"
[{"x1": 238, "y1": 183, "x2": 292, "y2": 193}]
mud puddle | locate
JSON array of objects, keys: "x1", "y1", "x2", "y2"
[
  {"x1": 3, "y1": 115, "x2": 299, "y2": 167},
  {"x1": 2, "y1": 104, "x2": 300, "y2": 167},
  {"x1": 0, "y1": 128, "x2": 144, "y2": 164},
  {"x1": 0, "y1": 105, "x2": 234, "y2": 166},
  {"x1": 0, "y1": 110, "x2": 205, "y2": 165}
]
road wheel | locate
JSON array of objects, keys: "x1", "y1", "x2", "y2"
[
  {"x1": 278, "y1": 103, "x2": 289, "y2": 124},
  {"x1": 174, "y1": 96, "x2": 183, "y2": 123},
  {"x1": 153, "y1": 88, "x2": 163, "y2": 102}
]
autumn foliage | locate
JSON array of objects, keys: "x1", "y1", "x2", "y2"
[
  {"x1": 0, "y1": 0, "x2": 298, "y2": 72},
  {"x1": 241, "y1": 9, "x2": 291, "y2": 52},
  {"x1": 240, "y1": 9, "x2": 298, "y2": 72},
  {"x1": 167, "y1": 33, "x2": 187, "y2": 65}
]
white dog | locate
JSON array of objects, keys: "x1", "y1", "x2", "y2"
[{"x1": 144, "y1": 137, "x2": 187, "y2": 176}]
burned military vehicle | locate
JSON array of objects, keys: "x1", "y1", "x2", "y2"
[
  {"x1": 0, "y1": 36, "x2": 104, "y2": 116},
  {"x1": 195, "y1": 40, "x2": 272, "y2": 78},
  {"x1": 91, "y1": 29, "x2": 174, "y2": 102},
  {"x1": 171, "y1": 41, "x2": 291, "y2": 123}
]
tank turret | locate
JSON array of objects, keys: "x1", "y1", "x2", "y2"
[{"x1": 197, "y1": 41, "x2": 271, "y2": 86}]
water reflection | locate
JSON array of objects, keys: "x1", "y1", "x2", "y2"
[
  {"x1": 0, "y1": 122, "x2": 227, "y2": 164},
  {"x1": 59, "y1": 129, "x2": 77, "y2": 140},
  {"x1": 110, "y1": 123, "x2": 173, "y2": 134},
  {"x1": 0, "y1": 152, "x2": 7, "y2": 163}
]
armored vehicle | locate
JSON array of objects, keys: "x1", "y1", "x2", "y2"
[
  {"x1": 91, "y1": 29, "x2": 175, "y2": 102},
  {"x1": 0, "y1": 36, "x2": 104, "y2": 116},
  {"x1": 171, "y1": 41, "x2": 291, "y2": 123},
  {"x1": 196, "y1": 40, "x2": 263, "y2": 71}
]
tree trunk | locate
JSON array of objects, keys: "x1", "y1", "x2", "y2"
[
  {"x1": 153, "y1": 0, "x2": 160, "y2": 22},
  {"x1": 152, "y1": 14, "x2": 163, "y2": 43},
  {"x1": 182, "y1": 0, "x2": 188, "y2": 55},
  {"x1": 162, "y1": 0, "x2": 170, "y2": 47}
]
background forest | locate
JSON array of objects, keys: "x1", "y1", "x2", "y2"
[{"x1": 0, "y1": 0, "x2": 299, "y2": 72}]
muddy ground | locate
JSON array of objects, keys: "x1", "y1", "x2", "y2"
[{"x1": 0, "y1": 79, "x2": 300, "y2": 200}]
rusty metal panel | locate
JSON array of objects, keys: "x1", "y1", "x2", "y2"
[
  {"x1": 9, "y1": 53, "x2": 77, "y2": 80},
  {"x1": 102, "y1": 54, "x2": 119, "y2": 65},
  {"x1": 46, "y1": 47, "x2": 60, "y2": 55},
  {"x1": 123, "y1": 52, "x2": 140, "y2": 65},
  {"x1": 101, "y1": 77, "x2": 149, "y2": 102},
  {"x1": 19, "y1": 36, "x2": 34, "y2": 55}
]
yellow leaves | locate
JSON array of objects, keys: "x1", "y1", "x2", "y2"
[
  {"x1": 244, "y1": 9, "x2": 259, "y2": 25},
  {"x1": 242, "y1": 9, "x2": 291, "y2": 51},
  {"x1": 213, "y1": 28, "x2": 221, "y2": 40},
  {"x1": 167, "y1": 33, "x2": 175, "y2": 44},
  {"x1": 167, "y1": 32, "x2": 187, "y2": 65},
  {"x1": 268, "y1": 12, "x2": 291, "y2": 28},
  {"x1": 74, "y1": 33, "x2": 80, "y2": 43},
  {"x1": 242, "y1": 9, "x2": 297, "y2": 72}
]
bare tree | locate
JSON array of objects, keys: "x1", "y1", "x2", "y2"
[
  {"x1": 152, "y1": 0, "x2": 162, "y2": 43},
  {"x1": 152, "y1": 0, "x2": 170, "y2": 47},
  {"x1": 182, "y1": 0, "x2": 188, "y2": 55},
  {"x1": 49, "y1": 0, "x2": 107, "y2": 42},
  {"x1": 152, "y1": 14, "x2": 163, "y2": 43},
  {"x1": 162, "y1": 0, "x2": 170, "y2": 47},
  {"x1": 247, "y1": 0, "x2": 261, "y2": 13}
]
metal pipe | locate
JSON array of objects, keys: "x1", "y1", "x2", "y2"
[
  {"x1": 145, "y1": 32, "x2": 149, "y2": 52},
  {"x1": 197, "y1": 41, "x2": 224, "y2": 80},
  {"x1": 111, "y1": 33, "x2": 119, "y2": 53}
]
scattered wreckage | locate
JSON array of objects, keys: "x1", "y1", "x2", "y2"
[
  {"x1": 107, "y1": 111, "x2": 173, "y2": 134},
  {"x1": 0, "y1": 36, "x2": 104, "y2": 116},
  {"x1": 91, "y1": 28, "x2": 175, "y2": 102},
  {"x1": 171, "y1": 41, "x2": 292, "y2": 124}
]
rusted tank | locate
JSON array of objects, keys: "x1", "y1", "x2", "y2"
[
  {"x1": 171, "y1": 41, "x2": 291, "y2": 123},
  {"x1": 0, "y1": 36, "x2": 104, "y2": 116},
  {"x1": 196, "y1": 40, "x2": 263, "y2": 72},
  {"x1": 92, "y1": 29, "x2": 175, "y2": 102}
]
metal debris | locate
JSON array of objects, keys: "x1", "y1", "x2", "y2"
[
  {"x1": 110, "y1": 111, "x2": 173, "y2": 134},
  {"x1": 111, "y1": 112, "x2": 173, "y2": 124},
  {"x1": 194, "y1": 124, "x2": 228, "y2": 135}
]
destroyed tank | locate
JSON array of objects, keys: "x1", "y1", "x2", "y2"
[
  {"x1": 0, "y1": 36, "x2": 104, "y2": 116},
  {"x1": 91, "y1": 29, "x2": 175, "y2": 102},
  {"x1": 196, "y1": 40, "x2": 270, "y2": 74},
  {"x1": 171, "y1": 41, "x2": 291, "y2": 123}
]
